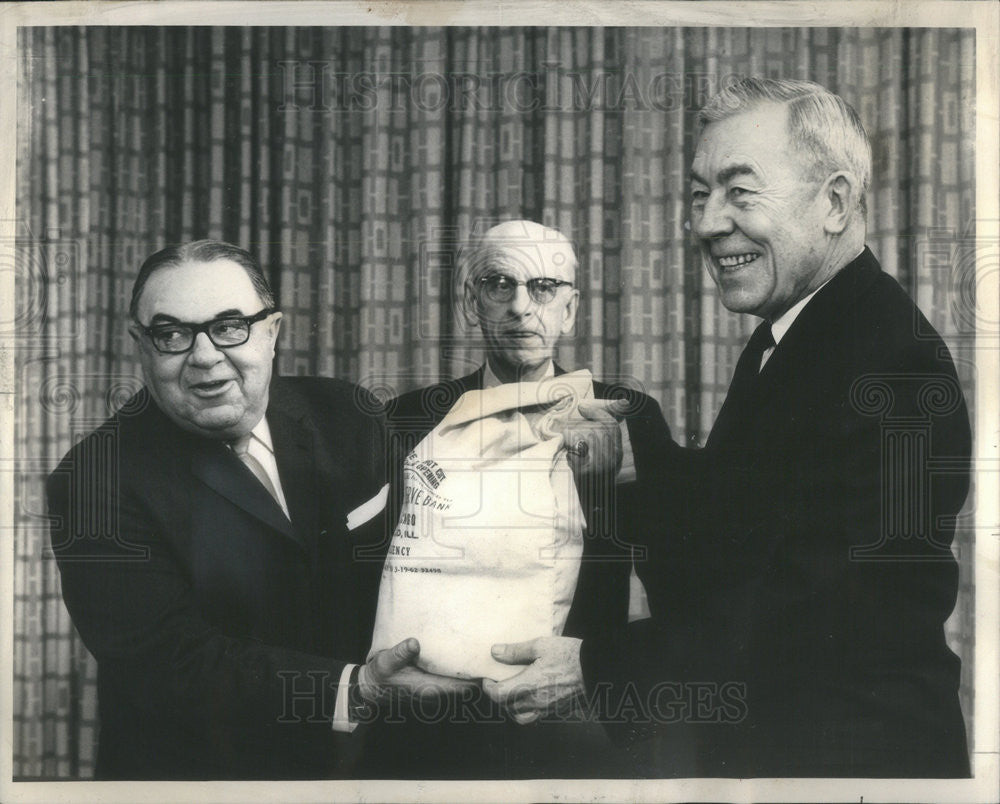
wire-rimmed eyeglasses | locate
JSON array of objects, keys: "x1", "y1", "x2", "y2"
[{"x1": 476, "y1": 274, "x2": 573, "y2": 305}]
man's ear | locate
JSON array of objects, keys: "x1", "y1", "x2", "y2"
[
  {"x1": 822, "y1": 171, "x2": 859, "y2": 235},
  {"x1": 560, "y1": 289, "x2": 580, "y2": 335},
  {"x1": 127, "y1": 322, "x2": 142, "y2": 344},
  {"x1": 267, "y1": 312, "x2": 283, "y2": 353},
  {"x1": 461, "y1": 282, "x2": 482, "y2": 329}
]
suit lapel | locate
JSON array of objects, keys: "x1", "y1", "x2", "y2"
[
  {"x1": 268, "y1": 404, "x2": 320, "y2": 557},
  {"x1": 190, "y1": 440, "x2": 298, "y2": 542},
  {"x1": 267, "y1": 380, "x2": 323, "y2": 556},
  {"x1": 188, "y1": 378, "x2": 319, "y2": 554},
  {"x1": 706, "y1": 248, "x2": 882, "y2": 450},
  {"x1": 705, "y1": 337, "x2": 772, "y2": 449},
  {"x1": 461, "y1": 367, "x2": 486, "y2": 392}
]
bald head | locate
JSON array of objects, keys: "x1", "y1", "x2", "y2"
[
  {"x1": 473, "y1": 220, "x2": 578, "y2": 285},
  {"x1": 461, "y1": 220, "x2": 580, "y2": 383}
]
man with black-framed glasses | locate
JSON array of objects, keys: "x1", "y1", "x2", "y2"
[
  {"x1": 47, "y1": 239, "x2": 471, "y2": 779},
  {"x1": 373, "y1": 220, "x2": 674, "y2": 778}
]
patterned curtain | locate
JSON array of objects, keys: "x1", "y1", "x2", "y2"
[{"x1": 14, "y1": 26, "x2": 976, "y2": 778}]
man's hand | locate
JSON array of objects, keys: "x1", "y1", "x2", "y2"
[
  {"x1": 482, "y1": 636, "x2": 584, "y2": 725},
  {"x1": 562, "y1": 398, "x2": 628, "y2": 479},
  {"x1": 360, "y1": 637, "x2": 478, "y2": 703}
]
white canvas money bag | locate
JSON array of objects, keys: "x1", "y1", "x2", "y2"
[{"x1": 369, "y1": 371, "x2": 593, "y2": 681}]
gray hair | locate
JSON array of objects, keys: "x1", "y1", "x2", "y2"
[
  {"x1": 129, "y1": 240, "x2": 275, "y2": 321},
  {"x1": 699, "y1": 77, "x2": 872, "y2": 216}
]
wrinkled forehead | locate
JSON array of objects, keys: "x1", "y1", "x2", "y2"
[
  {"x1": 472, "y1": 241, "x2": 577, "y2": 283},
  {"x1": 691, "y1": 104, "x2": 799, "y2": 183}
]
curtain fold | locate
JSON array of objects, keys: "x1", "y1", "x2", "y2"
[{"x1": 15, "y1": 25, "x2": 976, "y2": 778}]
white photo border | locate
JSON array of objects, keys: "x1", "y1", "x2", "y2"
[{"x1": 1, "y1": 2, "x2": 996, "y2": 802}]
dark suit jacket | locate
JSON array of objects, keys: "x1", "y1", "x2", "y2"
[
  {"x1": 582, "y1": 248, "x2": 972, "y2": 777},
  {"x1": 47, "y1": 377, "x2": 387, "y2": 780},
  {"x1": 362, "y1": 365, "x2": 673, "y2": 778}
]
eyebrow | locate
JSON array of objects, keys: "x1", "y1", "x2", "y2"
[
  {"x1": 148, "y1": 309, "x2": 245, "y2": 325},
  {"x1": 690, "y1": 164, "x2": 759, "y2": 186}
]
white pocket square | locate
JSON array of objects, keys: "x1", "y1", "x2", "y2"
[{"x1": 346, "y1": 483, "x2": 389, "y2": 531}]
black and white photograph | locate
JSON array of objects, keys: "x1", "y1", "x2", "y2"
[{"x1": 2, "y1": 2, "x2": 997, "y2": 802}]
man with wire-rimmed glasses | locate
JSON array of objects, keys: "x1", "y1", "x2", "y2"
[
  {"x1": 46, "y1": 239, "x2": 472, "y2": 779},
  {"x1": 374, "y1": 221, "x2": 674, "y2": 778}
]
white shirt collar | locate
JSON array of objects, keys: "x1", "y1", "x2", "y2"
[
  {"x1": 769, "y1": 276, "x2": 833, "y2": 345},
  {"x1": 482, "y1": 360, "x2": 556, "y2": 389},
  {"x1": 770, "y1": 252, "x2": 863, "y2": 344},
  {"x1": 249, "y1": 416, "x2": 275, "y2": 454}
]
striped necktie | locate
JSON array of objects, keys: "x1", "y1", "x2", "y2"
[{"x1": 230, "y1": 433, "x2": 282, "y2": 507}]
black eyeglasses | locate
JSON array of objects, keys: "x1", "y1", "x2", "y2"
[
  {"x1": 135, "y1": 308, "x2": 278, "y2": 354},
  {"x1": 477, "y1": 274, "x2": 573, "y2": 305}
]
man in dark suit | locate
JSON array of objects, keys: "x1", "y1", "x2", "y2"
[
  {"x1": 501, "y1": 80, "x2": 972, "y2": 778},
  {"x1": 47, "y1": 240, "x2": 470, "y2": 779},
  {"x1": 366, "y1": 220, "x2": 672, "y2": 777}
]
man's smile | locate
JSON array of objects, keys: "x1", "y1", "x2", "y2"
[{"x1": 715, "y1": 252, "x2": 761, "y2": 270}]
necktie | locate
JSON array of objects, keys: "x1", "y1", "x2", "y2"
[
  {"x1": 230, "y1": 433, "x2": 282, "y2": 508},
  {"x1": 747, "y1": 321, "x2": 776, "y2": 374},
  {"x1": 730, "y1": 321, "x2": 775, "y2": 388}
]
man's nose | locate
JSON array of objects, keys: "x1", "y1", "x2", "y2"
[
  {"x1": 693, "y1": 192, "x2": 733, "y2": 239},
  {"x1": 187, "y1": 332, "x2": 225, "y2": 366},
  {"x1": 508, "y1": 283, "x2": 534, "y2": 316}
]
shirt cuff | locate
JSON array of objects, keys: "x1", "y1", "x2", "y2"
[{"x1": 331, "y1": 663, "x2": 358, "y2": 733}]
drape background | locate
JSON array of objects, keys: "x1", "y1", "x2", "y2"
[{"x1": 14, "y1": 26, "x2": 977, "y2": 778}]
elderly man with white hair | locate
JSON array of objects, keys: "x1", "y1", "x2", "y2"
[
  {"x1": 361, "y1": 219, "x2": 673, "y2": 778},
  {"x1": 499, "y1": 78, "x2": 973, "y2": 778}
]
